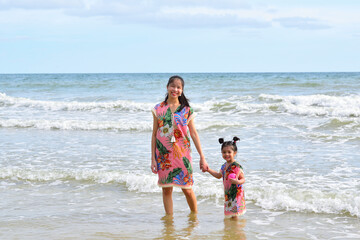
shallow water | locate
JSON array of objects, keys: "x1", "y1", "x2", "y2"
[{"x1": 1, "y1": 72, "x2": 360, "y2": 239}]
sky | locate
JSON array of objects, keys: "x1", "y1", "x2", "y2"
[{"x1": 0, "y1": 0, "x2": 359, "y2": 73}]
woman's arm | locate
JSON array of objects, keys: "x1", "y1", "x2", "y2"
[
  {"x1": 207, "y1": 168, "x2": 222, "y2": 179},
  {"x1": 188, "y1": 119, "x2": 209, "y2": 172},
  {"x1": 151, "y1": 113, "x2": 158, "y2": 174}
]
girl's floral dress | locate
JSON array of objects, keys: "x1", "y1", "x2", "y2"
[
  {"x1": 152, "y1": 101, "x2": 196, "y2": 189},
  {"x1": 220, "y1": 161, "x2": 246, "y2": 217}
]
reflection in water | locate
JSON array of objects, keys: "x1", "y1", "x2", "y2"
[
  {"x1": 223, "y1": 218, "x2": 246, "y2": 240},
  {"x1": 183, "y1": 212, "x2": 199, "y2": 237},
  {"x1": 158, "y1": 213, "x2": 198, "y2": 240},
  {"x1": 160, "y1": 215, "x2": 176, "y2": 239}
]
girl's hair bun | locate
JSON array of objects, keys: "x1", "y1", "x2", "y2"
[
  {"x1": 233, "y1": 136, "x2": 240, "y2": 143},
  {"x1": 219, "y1": 136, "x2": 240, "y2": 151}
]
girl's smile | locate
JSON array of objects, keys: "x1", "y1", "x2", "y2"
[{"x1": 222, "y1": 146, "x2": 237, "y2": 163}]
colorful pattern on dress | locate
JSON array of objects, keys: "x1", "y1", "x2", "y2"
[
  {"x1": 152, "y1": 101, "x2": 195, "y2": 189},
  {"x1": 220, "y1": 161, "x2": 246, "y2": 217}
]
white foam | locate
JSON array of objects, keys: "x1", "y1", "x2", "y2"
[
  {"x1": 194, "y1": 94, "x2": 360, "y2": 118},
  {"x1": 194, "y1": 120, "x2": 246, "y2": 131},
  {"x1": 246, "y1": 182, "x2": 360, "y2": 217},
  {"x1": 187, "y1": 172, "x2": 360, "y2": 217},
  {"x1": 192, "y1": 174, "x2": 360, "y2": 217},
  {"x1": 0, "y1": 118, "x2": 247, "y2": 132},
  {"x1": 3, "y1": 92, "x2": 360, "y2": 118},
  {"x1": 260, "y1": 94, "x2": 360, "y2": 117},
  {"x1": 0, "y1": 118, "x2": 152, "y2": 131},
  {"x1": 0, "y1": 167, "x2": 160, "y2": 192},
  {"x1": 2, "y1": 166, "x2": 359, "y2": 217},
  {"x1": 0, "y1": 92, "x2": 152, "y2": 112}
]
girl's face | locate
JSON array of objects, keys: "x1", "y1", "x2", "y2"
[
  {"x1": 222, "y1": 146, "x2": 237, "y2": 163},
  {"x1": 167, "y1": 79, "x2": 183, "y2": 100}
]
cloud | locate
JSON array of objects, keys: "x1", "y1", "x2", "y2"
[
  {"x1": 0, "y1": 1, "x2": 343, "y2": 30},
  {"x1": 0, "y1": 0, "x2": 251, "y2": 12},
  {"x1": 64, "y1": 1, "x2": 267, "y2": 29},
  {"x1": 0, "y1": 0, "x2": 251, "y2": 10},
  {"x1": 274, "y1": 17, "x2": 331, "y2": 30},
  {"x1": 0, "y1": 0, "x2": 83, "y2": 10},
  {"x1": 142, "y1": 7, "x2": 271, "y2": 29},
  {"x1": 0, "y1": 0, "x2": 270, "y2": 29}
]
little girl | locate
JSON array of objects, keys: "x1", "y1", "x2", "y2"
[{"x1": 207, "y1": 137, "x2": 246, "y2": 218}]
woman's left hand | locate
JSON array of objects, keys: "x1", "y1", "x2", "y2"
[{"x1": 200, "y1": 157, "x2": 209, "y2": 172}]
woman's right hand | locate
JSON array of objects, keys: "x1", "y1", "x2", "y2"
[{"x1": 151, "y1": 158, "x2": 158, "y2": 174}]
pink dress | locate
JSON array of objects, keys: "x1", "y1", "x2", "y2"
[
  {"x1": 152, "y1": 101, "x2": 196, "y2": 189},
  {"x1": 221, "y1": 161, "x2": 246, "y2": 217}
]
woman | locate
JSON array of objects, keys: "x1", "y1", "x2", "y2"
[{"x1": 151, "y1": 75, "x2": 208, "y2": 215}]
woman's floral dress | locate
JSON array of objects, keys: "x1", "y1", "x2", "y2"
[
  {"x1": 152, "y1": 101, "x2": 196, "y2": 189},
  {"x1": 221, "y1": 161, "x2": 246, "y2": 217}
]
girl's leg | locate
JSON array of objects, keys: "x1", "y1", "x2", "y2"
[
  {"x1": 162, "y1": 187, "x2": 173, "y2": 215},
  {"x1": 181, "y1": 188, "x2": 197, "y2": 213}
]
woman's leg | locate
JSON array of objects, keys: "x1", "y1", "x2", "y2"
[
  {"x1": 182, "y1": 188, "x2": 197, "y2": 213},
  {"x1": 162, "y1": 187, "x2": 174, "y2": 215}
]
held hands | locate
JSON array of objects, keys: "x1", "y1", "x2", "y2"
[{"x1": 199, "y1": 157, "x2": 209, "y2": 172}]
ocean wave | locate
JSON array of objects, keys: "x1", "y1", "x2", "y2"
[
  {"x1": 194, "y1": 94, "x2": 360, "y2": 117},
  {"x1": 316, "y1": 118, "x2": 356, "y2": 129},
  {"x1": 2, "y1": 92, "x2": 360, "y2": 118},
  {"x1": 195, "y1": 177, "x2": 360, "y2": 217},
  {"x1": 312, "y1": 119, "x2": 360, "y2": 133},
  {"x1": 0, "y1": 167, "x2": 160, "y2": 192},
  {"x1": 247, "y1": 183, "x2": 360, "y2": 218},
  {"x1": 2, "y1": 167, "x2": 359, "y2": 217},
  {"x1": 259, "y1": 94, "x2": 360, "y2": 117},
  {"x1": 301, "y1": 132, "x2": 360, "y2": 143},
  {"x1": 274, "y1": 82, "x2": 324, "y2": 88},
  {"x1": 0, "y1": 118, "x2": 245, "y2": 131},
  {"x1": 196, "y1": 121, "x2": 246, "y2": 130},
  {"x1": 0, "y1": 92, "x2": 152, "y2": 112},
  {"x1": 0, "y1": 119, "x2": 152, "y2": 131}
]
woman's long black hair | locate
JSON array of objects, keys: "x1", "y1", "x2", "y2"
[{"x1": 164, "y1": 75, "x2": 190, "y2": 111}]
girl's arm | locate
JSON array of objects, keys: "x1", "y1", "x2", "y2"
[
  {"x1": 230, "y1": 170, "x2": 245, "y2": 185},
  {"x1": 188, "y1": 119, "x2": 209, "y2": 172},
  {"x1": 151, "y1": 113, "x2": 158, "y2": 174},
  {"x1": 207, "y1": 168, "x2": 222, "y2": 179}
]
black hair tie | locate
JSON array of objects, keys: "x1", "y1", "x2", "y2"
[{"x1": 232, "y1": 136, "x2": 240, "y2": 144}]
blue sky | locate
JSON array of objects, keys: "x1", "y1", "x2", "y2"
[{"x1": 0, "y1": 0, "x2": 359, "y2": 73}]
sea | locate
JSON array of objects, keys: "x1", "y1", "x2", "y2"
[{"x1": 0, "y1": 72, "x2": 359, "y2": 239}]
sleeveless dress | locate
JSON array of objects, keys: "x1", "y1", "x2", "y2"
[
  {"x1": 152, "y1": 101, "x2": 196, "y2": 189},
  {"x1": 220, "y1": 161, "x2": 246, "y2": 217}
]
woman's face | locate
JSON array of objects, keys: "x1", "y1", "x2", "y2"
[{"x1": 167, "y1": 79, "x2": 183, "y2": 99}]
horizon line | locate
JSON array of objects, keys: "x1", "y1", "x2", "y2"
[{"x1": 1, "y1": 71, "x2": 359, "y2": 75}]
